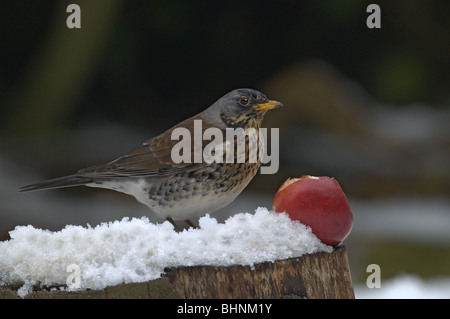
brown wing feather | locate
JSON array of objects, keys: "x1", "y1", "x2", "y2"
[{"x1": 76, "y1": 115, "x2": 223, "y2": 179}]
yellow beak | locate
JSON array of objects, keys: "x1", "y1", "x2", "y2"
[{"x1": 253, "y1": 100, "x2": 283, "y2": 111}]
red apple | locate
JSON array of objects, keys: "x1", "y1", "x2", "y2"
[{"x1": 272, "y1": 175, "x2": 353, "y2": 246}]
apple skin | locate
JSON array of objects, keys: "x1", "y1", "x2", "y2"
[{"x1": 272, "y1": 176, "x2": 353, "y2": 246}]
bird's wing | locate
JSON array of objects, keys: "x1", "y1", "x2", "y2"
[{"x1": 76, "y1": 116, "x2": 221, "y2": 179}]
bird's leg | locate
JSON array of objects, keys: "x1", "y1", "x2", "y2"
[
  {"x1": 166, "y1": 217, "x2": 182, "y2": 231},
  {"x1": 184, "y1": 219, "x2": 197, "y2": 229},
  {"x1": 166, "y1": 217, "x2": 197, "y2": 231}
]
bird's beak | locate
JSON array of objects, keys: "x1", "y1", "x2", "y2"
[{"x1": 253, "y1": 100, "x2": 283, "y2": 111}]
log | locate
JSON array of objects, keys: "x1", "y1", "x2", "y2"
[
  {"x1": 164, "y1": 245, "x2": 354, "y2": 299},
  {"x1": 0, "y1": 246, "x2": 354, "y2": 299}
]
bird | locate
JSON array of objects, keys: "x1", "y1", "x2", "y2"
[{"x1": 20, "y1": 88, "x2": 282, "y2": 229}]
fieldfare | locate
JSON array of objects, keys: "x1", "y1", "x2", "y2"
[{"x1": 20, "y1": 88, "x2": 282, "y2": 228}]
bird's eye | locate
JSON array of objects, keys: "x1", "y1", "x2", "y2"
[{"x1": 239, "y1": 96, "x2": 250, "y2": 106}]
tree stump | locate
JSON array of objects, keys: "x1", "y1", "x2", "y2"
[
  {"x1": 164, "y1": 245, "x2": 354, "y2": 299},
  {"x1": 0, "y1": 246, "x2": 354, "y2": 299}
]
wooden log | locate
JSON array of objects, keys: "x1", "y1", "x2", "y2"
[
  {"x1": 164, "y1": 245, "x2": 354, "y2": 299},
  {"x1": 0, "y1": 246, "x2": 354, "y2": 299}
]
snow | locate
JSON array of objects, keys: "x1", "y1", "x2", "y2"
[
  {"x1": 0, "y1": 207, "x2": 332, "y2": 297},
  {"x1": 355, "y1": 274, "x2": 450, "y2": 299}
]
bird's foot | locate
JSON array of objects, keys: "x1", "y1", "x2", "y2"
[
  {"x1": 166, "y1": 217, "x2": 197, "y2": 232},
  {"x1": 184, "y1": 219, "x2": 197, "y2": 229}
]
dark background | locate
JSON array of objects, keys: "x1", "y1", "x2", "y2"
[
  {"x1": 2, "y1": 1, "x2": 449, "y2": 132},
  {"x1": 1, "y1": 0, "x2": 449, "y2": 294}
]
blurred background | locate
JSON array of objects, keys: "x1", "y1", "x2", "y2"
[{"x1": 1, "y1": 0, "x2": 449, "y2": 298}]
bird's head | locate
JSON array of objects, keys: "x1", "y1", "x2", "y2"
[{"x1": 202, "y1": 88, "x2": 282, "y2": 129}]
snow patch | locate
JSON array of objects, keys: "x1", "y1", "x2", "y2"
[
  {"x1": 0, "y1": 207, "x2": 332, "y2": 297},
  {"x1": 355, "y1": 274, "x2": 450, "y2": 299}
]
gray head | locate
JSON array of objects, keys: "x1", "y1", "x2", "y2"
[{"x1": 202, "y1": 88, "x2": 282, "y2": 128}]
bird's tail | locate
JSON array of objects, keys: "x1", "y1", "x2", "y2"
[{"x1": 19, "y1": 175, "x2": 93, "y2": 193}]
